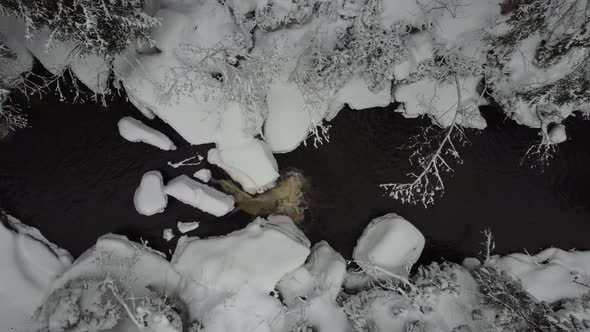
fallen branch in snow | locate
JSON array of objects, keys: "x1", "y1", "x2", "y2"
[
  {"x1": 380, "y1": 74, "x2": 468, "y2": 207},
  {"x1": 167, "y1": 155, "x2": 203, "y2": 168}
]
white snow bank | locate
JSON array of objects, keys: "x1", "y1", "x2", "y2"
[
  {"x1": 172, "y1": 216, "x2": 310, "y2": 332},
  {"x1": 177, "y1": 221, "x2": 199, "y2": 233},
  {"x1": 208, "y1": 139, "x2": 279, "y2": 194},
  {"x1": 490, "y1": 248, "x2": 590, "y2": 303},
  {"x1": 333, "y1": 76, "x2": 392, "y2": 112},
  {"x1": 394, "y1": 75, "x2": 487, "y2": 129},
  {"x1": 193, "y1": 168, "x2": 212, "y2": 183},
  {"x1": 134, "y1": 171, "x2": 168, "y2": 216},
  {"x1": 0, "y1": 214, "x2": 72, "y2": 331},
  {"x1": 118, "y1": 116, "x2": 177, "y2": 151},
  {"x1": 345, "y1": 213, "x2": 425, "y2": 290},
  {"x1": 164, "y1": 174, "x2": 235, "y2": 216}
]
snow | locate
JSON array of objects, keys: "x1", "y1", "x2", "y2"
[
  {"x1": 392, "y1": 32, "x2": 434, "y2": 81},
  {"x1": 164, "y1": 174, "x2": 235, "y2": 216},
  {"x1": 549, "y1": 124, "x2": 567, "y2": 144},
  {"x1": 163, "y1": 228, "x2": 175, "y2": 241},
  {"x1": 134, "y1": 171, "x2": 168, "y2": 216},
  {"x1": 490, "y1": 248, "x2": 590, "y2": 303},
  {"x1": 333, "y1": 76, "x2": 392, "y2": 112},
  {"x1": 118, "y1": 116, "x2": 177, "y2": 151},
  {"x1": 36, "y1": 234, "x2": 183, "y2": 332},
  {"x1": 172, "y1": 216, "x2": 310, "y2": 331},
  {"x1": 0, "y1": 214, "x2": 72, "y2": 331},
  {"x1": 380, "y1": 0, "x2": 423, "y2": 27},
  {"x1": 345, "y1": 213, "x2": 425, "y2": 289},
  {"x1": 177, "y1": 221, "x2": 200, "y2": 233},
  {"x1": 208, "y1": 139, "x2": 279, "y2": 194},
  {"x1": 0, "y1": 16, "x2": 110, "y2": 93},
  {"x1": 394, "y1": 75, "x2": 487, "y2": 129},
  {"x1": 193, "y1": 168, "x2": 212, "y2": 182}
]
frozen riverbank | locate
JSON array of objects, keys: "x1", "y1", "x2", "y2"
[{"x1": 3, "y1": 211, "x2": 590, "y2": 332}]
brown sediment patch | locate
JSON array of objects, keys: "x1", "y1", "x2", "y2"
[{"x1": 213, "y1": 170, "x2": 308, "y2": 224}]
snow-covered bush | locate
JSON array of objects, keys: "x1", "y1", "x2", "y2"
[
  {"x1": 36, "y1": 278, "x2": 122, "y2": 332},
  {"x1": 342, "y1": 262, "x2": 468, "y2": 332},
  {"x1": 2, "y1": 0, "x2": 159, "y2": 56},
  {"x1": 472, "y1": 266, "x2": 569, "y2": 332},
  {"x1": 37, "y1": 276, "x2": 189, "y2": 332}
]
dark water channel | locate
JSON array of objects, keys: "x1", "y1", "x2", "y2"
[{"x1": 1, "y1": 79, "x2": 589, "y2": 264}]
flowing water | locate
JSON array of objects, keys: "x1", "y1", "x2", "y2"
[{"x1": 1, "y1": 79, "x2": 589, "y2": 263}]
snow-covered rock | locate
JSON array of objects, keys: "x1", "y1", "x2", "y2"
[
  {"x1": 0, "y1": 214, "x2": 72, "y2": 331},
  {"x1": 118, "y1": 116, "x2": 176, "y2": 151},
  {"x1": 163, "y1": 228, "x2": 175, "y2": 242},
  {"x1": 177, "y1": 221, "x2": 199, "y2": 234},
  {"x1": 345, "y1": 213, "x2": 425, "y2": 289},
  {"x1": 490, "y1": 248, "x2": 590, "y2": 303},
  {"x1": 173, "y1": 216, "x2": 310, "y2": 292},
  {"x1": 193, "y1": 168, "x2": 212, "y2": 183},
  {"x1": 548, "y1": 124, "x2": 567, "y2": 144},
  {"x1": 172, "y1": 216, "x2": 310, "y2": 332},
  {"x1": 164, "y1": 175, "x2": 235, "y2": 216},
  {"x1": 134, "y1": 171, "x2": 168, "y2": 216},
  {"x1": 208, "y1": 139, "x2": 279, "y2": 194},
  {"x1": 277, "y1": 240, "x2": 350, "y2": 332}
]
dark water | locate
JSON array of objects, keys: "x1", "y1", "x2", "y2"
[{"x1": 1, "y1": 78, "x2": 589, "y2": 263}]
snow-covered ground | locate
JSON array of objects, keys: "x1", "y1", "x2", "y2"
[{"x1": 3, "y1": 210, "x2": 590, "y2": 332}]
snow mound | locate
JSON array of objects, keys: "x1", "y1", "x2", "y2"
[
  {"x1": 164, "y1": 175, "x2": 235, "y2": 216},
  {"x1": 172, "y1": 216, "x2": 310, "y2": 331},
  {"x1": 0, "y1": 214, "x2": 72, "y2": 331},
  {"x1": 345, "y1": 213, "x2": 425, "y2": 289},
  {"x1": 134, "y1": 171, "x2": 168, "y2": 216},
  {"x1": 490, "y1": 248, "x2": 590, "y2": 303},
  {"x1": 177, "y1": 221, "x2": 199, "y2": 234},
  {"x1": 208, "y1": 139, "x2": 279, "y2": 194},
  {"x1": 118, "y1": 116, "x2": 176, "y2": 151},
  {"x1": 193, "y1": 168, "x2": 212, "y2": 183}
]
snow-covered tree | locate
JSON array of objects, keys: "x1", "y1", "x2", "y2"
[
  {"x1": 485, "y1": 0, "x2": 590, "y2": 166},
  {"x1": 2, "y1": 0, "x2": 159, "y2": 56}
]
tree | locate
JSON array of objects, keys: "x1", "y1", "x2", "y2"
[{"x1": 2, "y1": 0, "x2": 159, "y2": 57}]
